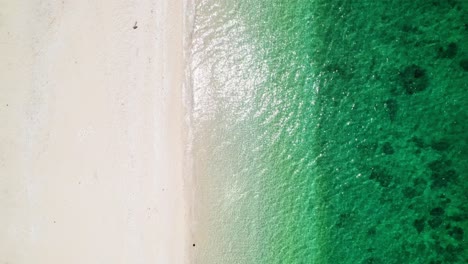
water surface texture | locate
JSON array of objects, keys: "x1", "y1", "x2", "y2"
[{"x1": 191, "y1": 1, "x2": 467, "y2": 263}]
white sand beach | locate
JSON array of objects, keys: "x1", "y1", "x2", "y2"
[{"x1": 0, "y1": 0, "x2": 190, "y2": 263}]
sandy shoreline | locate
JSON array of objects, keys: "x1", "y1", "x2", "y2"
[{"x1": 0, "y1": 1, "x2": 190, "y2": 263}]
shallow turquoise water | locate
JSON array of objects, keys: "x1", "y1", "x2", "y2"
[{"x1": 191, "y1": 1, "x2": 467, "y2": 263}]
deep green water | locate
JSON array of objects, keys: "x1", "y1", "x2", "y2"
[{"x1": 191, "y1": 1, "x2": 467, "y2": 263}]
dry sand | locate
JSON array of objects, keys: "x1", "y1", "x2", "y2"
[{"x1": 0, "y1": 0, "x2": 190, "y2": 263}]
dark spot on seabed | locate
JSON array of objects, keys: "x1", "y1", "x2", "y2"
[
  {"x1": 427, "y1": 158, "x2": 459, "y2": 188},
  {"x1": 356, "y1": 141, "x2": 377, "y2": 156},
  {"x1": 382, "y1": 142, "x2": 394, "y2": 155},
  {"x1": 133, "y1": 21, "x2": 138, "y2": 29},
  {"x1": 436, "y1": 241, "x2": 464, "y2": 261},
  {"x1": 449, "y1": 213, "x2": 467, "y2": 222},
  {"x1": 438, "y1": 194, "x2": 451, "y2": 205},
  {"x1": 448, "y1": 226, "x2": 464, "y2": 241},
  {"x1": 367, "y1": 226, "x2": 377, "y2": 236},
  {"x1": 383, "y1": 99, "x2": 397, "y2": 122},
  {"x1": 431, "y1": 140, "x2": 450, "y2": 151},
  {"x1": 460, "y1": 58, "x2": 468, "y2": 71},
  {"x1": 437, "y1": 42, "x2": 458, "y2": 59},
  {"x1": 431, "y1": 0, "x2": 459, "y2": 8},
  {"x1": 413, "y1": 218, "x2": 425, "y2": 233},
  {"x1": 336, "y1": 213, "x2": 350, "y2": 228},
  {"x1": 323, "y1": 63, "x2": 352, "y2": 80},
  {"x1": 400, "y1": 64, "x2": 429, "y2": 94},
  {"x1": 413, "y1": 177, "x2": 427, "y2": 187},
  {"x1": 410, "y1": 136, "x2": 425, "y2": 148},
  {"x1": 402, "y1": 24, "x2": 418, "y2": 33},
  {"x1": 428, "y1": 159, "x2": 451, "y2": 173},
  {"x1": 402, "y1": 187, "x2": 418, "y2": 198},
  {"x1": 430, "y1": 207, "x2": 445, "y2": 216},
  {"x1": 369, "y1": 166, "x2": 392, "y2": 187},
  {"x1": 363, "y1": 257, "x2": 380, "y2": 264},
  {"x1": 428, "y1": 217, "x2": 443, "y2": 228},
  {"x1": 366, "y1": 247, "x2": 376, "y2": 253},
  {"x1": 431, "y1": 168, "x2": 458, "y2": 189}
]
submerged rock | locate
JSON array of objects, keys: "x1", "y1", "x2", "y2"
[{"x1": 400, "y1": 64, "x2": 429, "y2": 94}]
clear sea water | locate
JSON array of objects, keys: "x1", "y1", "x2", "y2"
[{"x1": 189, "y1": 0, "x2": 467, "y2": 263}]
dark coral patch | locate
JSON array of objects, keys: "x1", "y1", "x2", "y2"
[
  {"x1": 428, "y1": 159, "x2": 452, "y2": 173},
  {"x1": 427, "y1": 158, "x2": 459, "y2": 188},
  {"x1": 431, "y1": 169, "x2": 458, "y2": 188},
  {"x1": 460, "y1": 59, "x2": 468, "y2": 71},
  {"x1": 400, "y1": 64, "x2": 429, "y2": 94},
  {"x1": 323, "y1": 63, "x2": 352, "y2": 80},
  {"x1": 431, "y1": 0, "x2": 460, "y2": 8},
  {"x1": 363, "y1": 257, "x2": 380, "y2": 264},
  {"x1": 448, "y1": 226, "x2": 464, "y2": 241},
  {"x1": 356, "y1": 141, "x2": 378, "y2": 156},
  {"x1": 438, "y1": 194, "x2": 451, "y2": 205},
  {"x1": 369, "y1": 166, "x2": 392, "y2": 187},
  {"x1": 431, "y1": 140, "x2": 450, "y2": 151},
  {"x1": 336, "y1": 212, "x2": 354, "y2": 228},
  {"x1": 449, "y1": 214, "x2": 467, "y2": 222},
  {"x1": 414, "y1": 218, "x2": 425, "y2": 233},
  {"x1": 430, "y1": 207, "x2": 445, "y2": 216},
  {"x1": 382, "y1": 142, "x2": 395, "y2": 155},
  {"x1": 402, "y1": 187, "x2": 418, "y2": 199},
  {"x1": 437, "y1": 42, "x2": 458, "y2": 59},
  {"x1": 410, "y1": 136, "x2": 425, "y2": 148},
  {"x1": 413, "y1": 177, "x2": 427, "y2": 187},
  {"x1": 428, "y1": 217, "x2": 443, "y2": 228},
  {"x1": 367, "y1": 227, "x2": 377, "y2": 236},
  {"x1": 443, "y1": 244, "x2": 463, "y2": 262},
  {"x1": 383, "y1": 99, "x2": 397, "y2": 122}
]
